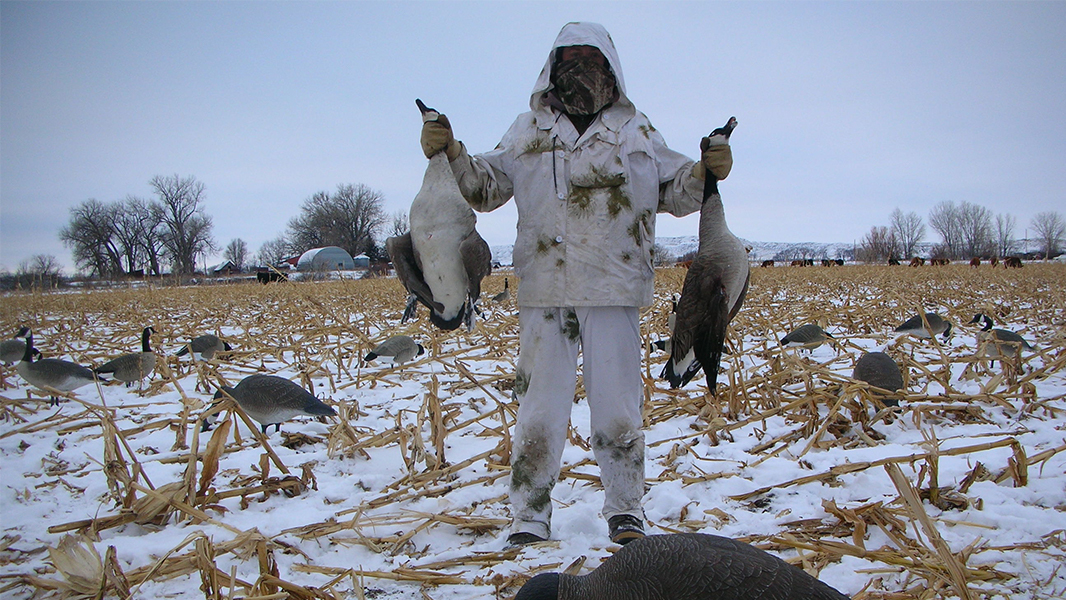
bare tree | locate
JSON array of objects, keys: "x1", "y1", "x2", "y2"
[
  {"x1": 17, "y1": 254, "x2": 62, "y2": 289},
  {"x1": 287, "y1": 184, "x2": 386, "y2": 258},
  {"x1": 928, "y1": 201, "x2": 963, "y2": 259},
  {"x1": 151, "y1": 174, "x2": 217, "y2": 274},
  {"x1": 856, "y1": 226, "x2": 899, "y2": 263},
  {"x1": 994, "y1": 213, "x2": 1016, "y2": 259},
  {"x1": 1031, "y1": 211, "x2": 1065, "y2": 259},
  {"x1": 957, "y1": 201, "x2": 993, "y2": 258},
  {"x1": 390, "y1": 210, "x2": 410, "y2": 237},
  {"x1": 59, "y1": 199, "x2": 123, "y2": 277},
  {"x1": 890, "y1": 208, "x2": 925, "y2": 259},
  {"x1": 257, "y1": 236, "x2": 292, "y2": 268},
  {"x1": 224, "y1": 238, "x2": 249, "y2": 271}
]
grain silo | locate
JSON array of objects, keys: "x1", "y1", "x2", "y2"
[{"x1": 297, "y1": 246, "x2": 356, "y2": 271}]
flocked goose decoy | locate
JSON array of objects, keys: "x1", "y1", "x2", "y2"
[
  {"x1": 0, "y1": 326, "x2": 32, "y2": 366},
  {"x1": 202, "y1": 374, "x2": 336, "y2": 434},
  {"x1": 17, "y1": 331, "x2": 100, "y2": 405},
  {"x1": 662, "y1": 117, "x2": 750, "y2": 392},
  {"x1": 94, "y1": 326, "x2": 157, "y2": 389},
  {"x1": 514, "y1": 533, "x2": 849, "y2": 600},
  {"x1": 492, "y1": 278, "x2": 511, "y2": 303},
  {"x1": 175, "y1": 334, "x2": 232, "y2": 361},
  {"x1": 968, "y1": 313, "x2": 1033, "y2": 364},
  {"x1": 364, "y1": 335, "x2": 425, "y2": 365},
  {"x1": 385, "y1": 99, "x2": 492, "y2": 331},
  {"x1": 852, "y1": 351, "x2": 904, "y2": 407},
  {"x1": 893, "y1": 312, "x2": 952, "y2": 340},
  {"x1": 780, "y1": 323, "x2": 834, "y2": 350}
]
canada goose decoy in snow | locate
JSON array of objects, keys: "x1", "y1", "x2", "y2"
[
  {"x1": 492, "y1": 278, "x2": 511, "y2": 303},
  {"x1": 0, "y1": 326, "x2": 32, "y2": 366},
  {"x1": 175, "y1": 334, "x2": 232, "y2": 361},
  {"x1": 852, "y1": 351, "x2": 904, "y2": 407},
  {"x1": 364, "y1": 335, "x2": 425, "y2": 365},
  {"x1": 202, "y1": 374, "x2": 337, "y2": 434},
  {"x1": 893, "y1": 312, "x2": 952, "y2": 340},
  {"x1": 16, "y1": 332, "x2": 100, "y2": 405},
  {"x1": 94, "y1": 326, "x2": 157, "y2": 389},
  {"x1": 514, "y1": 533, "x2": 849, "y2": 600},
  {"x1": 780, "y1": 323, "x2": 834, "y2": 350},
  {"x1": 661, "y1": 117, "x2": 749, "y2": 392},
  {"x1": 968, "y1": 313, "x2": 1033, "y2": 364},
  {"x1": 385, "y1": 99, "x2": 492, "y2": 331}
]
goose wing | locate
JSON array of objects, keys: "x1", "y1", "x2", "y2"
[
  {"x1": 386, "y1": 233, "x2": 445, "y2": 317},
  {"x1": 459, "y1": 229, "x2": 492, "y2": 302},
  {"x1": 663, "y1": 259, "x2": 729, "y2": 391}
]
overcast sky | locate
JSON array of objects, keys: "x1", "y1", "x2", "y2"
[{"x1": 2, "y1": 1, "x2": 1064, "y2": 273}]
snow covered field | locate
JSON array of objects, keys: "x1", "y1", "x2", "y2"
[{"x1": 1, "y1": 264, "x2": 1064, "y2": 599}]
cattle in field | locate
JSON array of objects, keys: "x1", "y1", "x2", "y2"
[
  {"x1": 256, "y1": 270, "x2": 288, "y2": 284},
  {"x1": 990, "y1": 257, "x2": 999, "y2": 267},
  {"x1": 760, "y1": 260, "x2": 774, "y2": 268},
  {"x1": 1004, "y1": 256, "x2": 1023, "y2": 268},
  {"x1": 888, "y1": 258, "x2": 901, "y2": 265},
  {"x1": 790, "y1": 259, "x2": 805, "y2": 267},
  {"x1": 929, "y1": 258, "x2": 949, "y2": 266},
  {"x1": 835, "y1": 259, "x2": 845, "y2": 266},
  {"x1": 970, "y1": 257, "x2": 981, "y2": 268},
  {"x1": 910, "y1": 257, "x2": 925, "y2": 267}
]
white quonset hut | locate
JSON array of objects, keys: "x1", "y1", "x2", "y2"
[{"x1": 297, "y1": 246, "x2": 355, "y2": 271}]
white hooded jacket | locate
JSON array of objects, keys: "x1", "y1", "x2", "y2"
[{"x1": 450, "y1": 22, "x2": 705, "y2": 307}]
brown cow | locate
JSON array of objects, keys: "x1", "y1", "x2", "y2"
[
  {"x1": 760, "y1": 260, "x2": 774, "y2": 268},
  {"x1": 990, "y1": 257, "x2": 999, "y2": 267},
  {"x1": 970, "y1": 257, "x2": 981, "y2": 268},
  {"x1": 790, "y1": 259, "x2": 805, "y2": 267},
  {"x1": 909, "y1": 257, "x2": 925, "y2": 267},
  {"x1": 888, "y1": 258, "x2": 901, "y2": 265},
  {"x1": 930, "y1": 258, "x2": 949, "y2": 266},
  {"x1": 1004, "y1": 256, "x2": 1023, "y2": 268}
]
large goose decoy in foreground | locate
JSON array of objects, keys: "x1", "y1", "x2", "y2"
[
  {"x1": 852, "y1": 351, "x2": 904, "y2": 407},
  {"x1": 780, "y1": 323, "x2": 834, "y2": 350},
  {"x1": 662, "y1": 117, "x2": 750, "y2": 392},
  {"x1": 94, "y1": 326, "x2": 157, "y2": 389},
  {"x1": 364, "y1": 335, "x2": 425, "y2": 365},
  {"x1": 385, "y1": 99, "x2": 492, "y2": 331},
  {"x1": 203, "y1": 374, "x2": 337, "y2": 434},
  {"x1": 175, "y1": 334, "x2": 232, "y2": 361},
  {"x1": 968, "y1": 313, "x2": 1033, "y2": 364},
  {"x1": 893, "y1": 312, "x2": 952, "y2": 340},
  {"x1": 514, "y1": 533, "x2": 849, "y2": 600},
  {"x1": 17, "y1": 331, "x2": 100, "y2": 405}
]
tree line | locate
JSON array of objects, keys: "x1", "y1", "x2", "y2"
[
  {"x1": 857, "y1": 202, "x2": 1065, "y2": 263},
  {"x1": 58, "y1": 175, "x2": 402, "y2": 278}
]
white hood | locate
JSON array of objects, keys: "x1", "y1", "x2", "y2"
[{"x1": 529, "y1": 22, "x2": 631, "y2": 112}]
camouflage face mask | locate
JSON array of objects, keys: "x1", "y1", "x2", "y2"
[{"x1": 551, "y1": 55, "x2": 618, "y2": 116}]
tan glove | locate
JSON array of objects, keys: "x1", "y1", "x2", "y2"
[
  {"x1": 694, "y1": 137, "x2": 733, "y2": 181},
  {"x1": 420, "y1": 113, "x2": 462, "y2": 160}
]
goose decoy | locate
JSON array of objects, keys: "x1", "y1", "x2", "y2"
[
  {"x1": 94, "y1": 326, "x2": 157, "y2": 389},
  {"x1": 492, "y1": 278, "x2": 511, "y2": 303},
  {"x1": 0, "y1": 326, "x2": 32, "y2": 365},
  {"x1": 385, "y1": 99, "x2": 492, "y2": 332},
  {"x1": 16, "y1": 331, "x2": 100, "y2": 405},
  {"x1": 893, "y1": 312, "x2": 952, "y2": 340},
  {"x1": 202, "y1": 374, "x2": 336, "y2": 434},
  {"x1": 662, "y1": 117, "x2": 749, "y2": 392},
  {"x1": 852, "y1": 351, "x2": 903, "y2": 407},
  {"x1": 968, "y1": 313, "x2": 1033, "y2": 364},
  {"x1": 175, "y1": 334, "x2": 232, "y2": 361},
  {"x1": 514, "y1": 533, "x2": 849, "y2": 600},
  {"x1": 780, "y1": 323, "x2": 834, "y2": 350},
  {"x1": 364, "y1": 335, "x2": 425, "y2": 365}
]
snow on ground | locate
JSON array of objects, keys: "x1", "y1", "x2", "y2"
[{"x1": 1, "y1": 265, "x2": 1065, "y2": 599}]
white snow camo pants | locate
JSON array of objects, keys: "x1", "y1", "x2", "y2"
[{"x1": 508, "y1": 306, "x2": 646, "y2": 540}]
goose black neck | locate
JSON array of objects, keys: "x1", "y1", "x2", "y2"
[
  {"x1": 22, "y1": 334, "x2": 35, "y2": 362},
  {"x1": 141, "y1": 327, "x2": 153, "y2": 352}
]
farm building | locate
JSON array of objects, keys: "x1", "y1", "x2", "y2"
[
  {"x1": 352, "y1": 253, "x2": 370, "y2": 269},
  {"x1": 296, "y1": 246, "x2": 355, "y2": 271}
]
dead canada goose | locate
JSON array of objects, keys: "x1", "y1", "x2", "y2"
[
  {"x1": 202, "y1": 374, "x2": 336, "y2": 434},
  {"x1": 968, "y1": 313, "x2": 1033, "y2": 364},
  {"x1": 513, "y1": 533, "x2": 849, "y2": 600},
  {"x1": 175, "y1": 334, "x2": 232, "y2": 361},
  {"x1": 780, "y1": 323, "x2": 834, "y2": 349},
  {"x1": 1, "y1": 326, "x2": 32, "y2": 365},
  {"x1": 492, "y1": 278, "x2": 511, "y2": 303},
  {"x1": 385, "y1": 99, "x2": 492, "y2": 331},
  {"x1": 364, "y1": 335, "x2": 424, "y2": 365},
  {"x1": 94, "y1": 326, "x2": 157, "y2": 389},
  {"x1": 17, "y1": 331, "x2": 100, "y2": 405},
  {"x1": 662, "y1": 117, "x2": 749, "y2": 392},
  {"x1": 852, "y1": 351, "x2": 904, "y2": 407},
  {"x1": 893, "y1": 312, "x2": 952, "y2": 340}
]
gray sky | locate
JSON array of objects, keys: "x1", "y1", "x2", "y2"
[{"x1": 2, "y1": 1, "x2": 1064, "y2": 273}]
